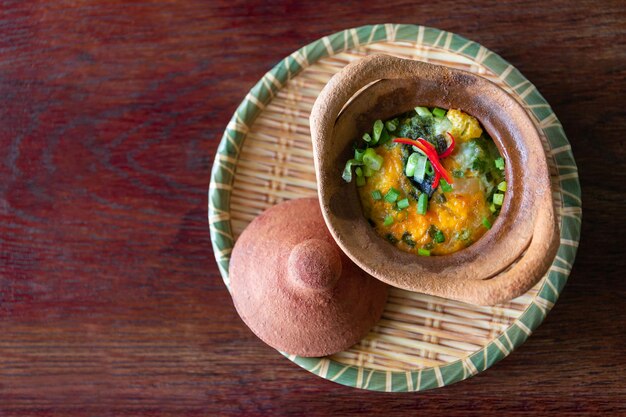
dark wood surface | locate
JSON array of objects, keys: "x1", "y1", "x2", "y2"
[{"x1": 1, "y1": 1, "x2": 624, "y2": 415}]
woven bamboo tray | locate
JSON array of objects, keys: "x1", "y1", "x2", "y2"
[{"x1": 208, "y1": 24, "x2": 581, "y2": 392}]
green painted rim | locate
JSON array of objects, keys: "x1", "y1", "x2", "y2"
[{"x1": 208, "y1": 24, "x2": 581, "y2": 392}]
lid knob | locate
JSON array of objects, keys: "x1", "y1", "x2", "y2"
[{"x1": 287, "y1": 238, "x2": 342, "y2": 291}]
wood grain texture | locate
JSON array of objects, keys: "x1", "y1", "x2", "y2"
[{"x1": 0, "y1": 0, "x2": 624, "y2": 415}]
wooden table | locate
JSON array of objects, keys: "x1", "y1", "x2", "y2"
[{"x1": 1, "y1": 1, "x2": 624, "y2": 415}]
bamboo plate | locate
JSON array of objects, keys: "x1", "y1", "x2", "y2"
[{"x1": 208, "y1": 24, "x2": 581, "y2": 392}]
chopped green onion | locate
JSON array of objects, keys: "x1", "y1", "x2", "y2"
[
  {"x1": 414, "y1": 106, "x2": 431, "y2": 118},
  {"x1": 402, "y1": 232, "x2": 416, "y2": 247},
  {"x1": 482, "y1": 217, "x2": 492, "y2": 229},
  {"x1": 434, "y1": 230, "x2": 445, "y2": 243},
  {"x1": 440, "y1": 179, "x2": 453, "y2": 192},
  {"x1": 362, "y1": 133, "x2": 372, "y2": 143},
  {"x1": 495, "y1": 157, "x2": 505, "y2": 170},
  {"x1": 417, "y1": 193, "x2": 428, "y2": 215},
  {"x1": 342, "y1": 159, "x2": 362, "y2": 182},
  {"x1": 397, "y1": 198, "x2": 410, "y2": 210},
  {"x1": 363, "y1": 148, "x2": 384, "y2": 171},
  {"x1": 355, "y1": 167, "x2": 365, "y2": 186},
  {"x1": 418, "y1": 248, "x2": 431, "y2": 256},
  {"x1": 490, "y1": 203, "x2": 497, "y2": 213},
  {"x1": 371, "y1": 190, "x2": 383, "y2": 200},
  {"x1": 378, "y1": 127, "x2": 391, "y2": 145},
  {"x1": 498, "y1": 181, "x2": 507, "y2": 192},
  {"x1": 425, "y1": 161, "x2": 434, "y2": 176},
  {"x1": 363, "y1": 166, "x2": 374, "y2": 177},
  {"x1": 383, "y1": 215, "x2": 394, "y2": 226},
  {"x1": 372, "y1": 119, "x2": 384, "y2": 144},
  {"x1": 413, "y1": 154, "x2": 428, "y2": 182},
  {"x1": 432, "y1": 107, "x2": 446, "y2": 118},
  {"x1": 453, "y1": 169, "x2": 465, "y2": 178},
  {"x1": 493, "y1": 193, "x2": 504, "y2": 206},
  {"x1": 385, "y1": 119, "x2": 399, "y2": 132},
  {"x1": 354, "y1": 148, "x2": 365, "y2": 162},
  {"x1": 384, "y1": 187, "x2": 401, "y2": 203},
  {"x1": 405, "y1": 153, "x2": 421, "y2": 177}
]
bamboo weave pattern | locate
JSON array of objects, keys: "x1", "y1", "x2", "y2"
[{"x1": 209, "y1": 25, "x2": 581, "y2": 391}]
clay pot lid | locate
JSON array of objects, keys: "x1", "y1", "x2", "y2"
[{"x1": 229, "y1": 197, "x2": 388, "y2": 357}]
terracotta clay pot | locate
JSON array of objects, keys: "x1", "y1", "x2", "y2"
[
  {"x1": 310, "y1": 54, "x2": 559, "y2": 306},
  {"x1": 229, "y1": 198, "x2": 388, "y2": 357}
]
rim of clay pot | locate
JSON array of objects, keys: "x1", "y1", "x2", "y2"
[{"x1": 310, "y1": 54, "x2": 560, "y2": 305}]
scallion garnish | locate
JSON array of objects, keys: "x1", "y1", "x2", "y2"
[
  {"x1": 383, "y1": 215, "x2": 394, "y2": 226},
  {"x1": 425, "y1": 161, "x2": 435, "y2": 176},
  {"x1": 434, "y1": 230, "x2": 445, "y2": 243},
  {"x1": 402, "y1": 232, "x2": 416, "y2": 247},
  {"x1": 397, "y1": 198, "x2": 410, "y2": 210},
  {"x1": 493, "y1": 193, "x2": 504, "y2": 206},
  {"x1": 495, "y1": 157, "x2": 505, "y2": 170},
  {"x1": 497, "y1": 181, "x2": 507, "y2": 192},
  {"x1": 371, "y1": 190, "x2": 382, "y2": 201},
  {"x1": 482, "y1": 217, "x2": 492, "y2": 229},
  {"x1": 342, "y1": 159, "x2": 362, "y2": 182},
  {"x1": 355, "y1": 167, "x2": 365, "y2": 186},
  {"x1": 405, "y1": 153, "x2": 420, "y2": 177},
  {"x1": 363, "y1": 148, "x2": 384, "y2": 171},
  {"x1": 413, "y1": 154, "x2": 428, "y2": 182},
  {"x1": 490, "y1": 203, "x2": 497, "y2": 213},
  {"x1": 418, "y1": 248, "x2": 431, "y2": 256},
  {"x1": 417, "y1": 193, "x2": 428, "y2": 215},
  {"x1": 363, "y1": 166, "x2": 374, "y2": 177},
  {"x1": 386, "y1": 233, "x2": 398, "y2": 243},
  {"x1": 432, "y1": 107, "x2": 446, "y2": 118},
  {"x1": 372, "y1": 119, "x2": 384, "y2": 144},
  {"x1": 414, "y1": 106, "x2": 431, "y2": 118},
  {"x1": 354, "y1": 148, "x2": 365, "y2": 162},
  {"x1": 379, "y1": 127, "x2": 391, "y2": 145},
  {"x1": 440, "y1": 179, "x2": 453, "y2": 192},
  {"x1": 385, "y1": 119, "x2": 399, "y2": 132},
  {"x1": 384, "y1": 187, "x2": 400, "y2": 203}
]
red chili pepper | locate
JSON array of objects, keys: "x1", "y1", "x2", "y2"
[
  {"x1": 439, "y1": 132, "x2": 456, "y2": 159},
  {"x1": 393, "y1": 138, "x2": 453, "y2": 185},
  {"x1": 421, "y1": 139, "x2": 436, "y2": 151},
  {"x1": 416, "y1": 139, "x2": 453, "y2": 184},
  {"x1": 393, "y1": 137, "x2": 431, "y2": 156},
  {"x1": 432, "y1": 171, "x2": 441, "y2": 189}
]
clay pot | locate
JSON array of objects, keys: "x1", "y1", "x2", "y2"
[
  {"x1": 229, "y1": 198, "x2": 388, "y2": 357},
  {"x1": 310, "y1": 54, "x2": 559, "y2": 305}
]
